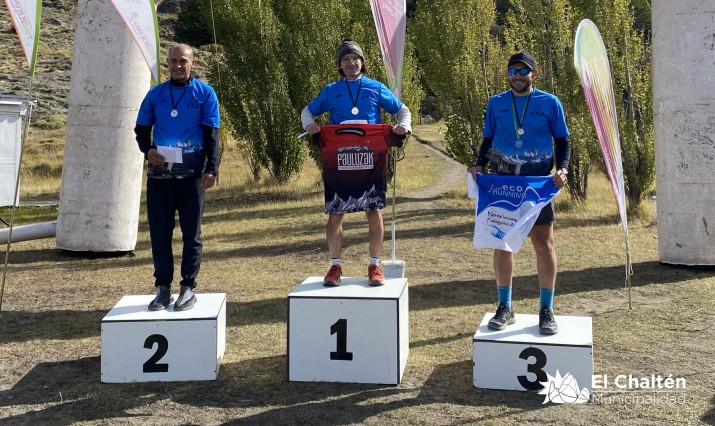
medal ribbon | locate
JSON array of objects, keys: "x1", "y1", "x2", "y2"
[
  {"x1": 169, "y1": 80, "x2": 190, "y2": 115},
  {"x1": 511, "y1": 89, "x2": 533, "y2": 140},
  {"x1": 344, "y1": 77, "x2": 363, "y2": 113}
]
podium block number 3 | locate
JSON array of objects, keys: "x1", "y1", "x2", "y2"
[
  {"x1": 330, "y1": 319, "x2": 354, "y2": 361},
  {"x1": 143, "y1": 334, "x2": 169, "y2": 373},
  {"x1": 517, "y1": 347, "x2": 547, "y2": 390}
]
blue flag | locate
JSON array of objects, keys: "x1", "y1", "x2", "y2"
[{"x1": 470, "y1": 174, "x2": 560, "y2": 253}]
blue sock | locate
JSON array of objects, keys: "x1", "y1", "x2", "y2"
[
  {"x1": 497, "y1": 286, "x2": 512, "y2": 310},
  {"x1": 540, "y1": 288, "x2": 554, "y2": 310}
]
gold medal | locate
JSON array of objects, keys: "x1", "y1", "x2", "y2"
[{"x1": 351, "y1": 107, "x2": 359, "y2": 115}]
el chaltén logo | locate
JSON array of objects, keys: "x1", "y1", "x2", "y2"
[{"x1": 538, "y1": 370, "x2": 590, "y2": 404}]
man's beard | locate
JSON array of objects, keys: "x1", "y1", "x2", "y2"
[{"x1": 509, "y1": 79, "x2": 532, "y2": 94}]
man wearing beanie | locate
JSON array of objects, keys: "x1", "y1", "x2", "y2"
[
  {"x1": 468, "y1": 51, "x2": 571, "y2": 335},
  {"x1": 301, "y1": 38, "x2": 411, "y2": 287}
]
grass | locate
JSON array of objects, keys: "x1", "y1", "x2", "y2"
[{"x1": 0, "y1": 123, "x2": 713, "y2": 425}]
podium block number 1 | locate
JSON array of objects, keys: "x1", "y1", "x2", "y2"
[
  {"x1": 330, "y1": 319, "x2": 354, "y2": 361},
  {"x1": 143, "y1": 334, "x2": 169, "y2": 373}
]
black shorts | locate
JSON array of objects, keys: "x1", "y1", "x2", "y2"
[{"x1": 535, "y1": 201, "x2": 556, "y2": 225}]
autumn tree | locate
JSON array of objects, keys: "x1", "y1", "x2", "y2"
[
  {"x1": 501, "y1": 0, "x2": 599, "y2": 202},
  {"x1": 413, "y1": 0, "x2": 504, "y2": 165}
]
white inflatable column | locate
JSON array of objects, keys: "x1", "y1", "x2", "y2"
[
  {"x1": 56, "y1": 0, "x2": 148, "y2": 251},
  {"x1": 653, "y1": 0, "x2": 715, "y2": 265}
]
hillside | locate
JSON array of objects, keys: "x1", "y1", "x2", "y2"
[{"x1": 0, "y1": 0, "x2": 183, "y2": 127}]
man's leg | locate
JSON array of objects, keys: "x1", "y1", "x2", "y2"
[
  {"x1": 366, "y1": 209, "x2": 384, "y2": 258},
  {"x1": 326, "y1": 213, "x2": 344, "y2": 258},
  {"x1": 177, "y1": 177, "x2": 205, "y2": 288},
  {"x1": 366, "y1": 210, "x2": 385, "y2": 286},
  {"x1": 147, "y1": 179, "x2": 177, "y2": 287},
  {"x1": 488, "y1": 249, "x2": 516, "y2": 330},
  {"x1": 147, "y1": 178, "x2": 177, "y2": 310},
  {"x1": 494, "y1": 249, "x2": 514, "y2": 287},
  {"x1": 323, "y1": 213, "x2": 344, "y2": 286},
  {"x1": 174, "y1": 177, "x2": 204, "y2": 311},
  {"x1": 530, "y1": 223, "x2": 556, "y2": 290},
  {"x1": 530, "y1": 222, "x2": 559, "y2": 334}
]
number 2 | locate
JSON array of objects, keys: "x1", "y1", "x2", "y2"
[
  {"x1": 517, "y1": 347, "x2": 547, "y2": 390},
  {"x1": 330, "y1": 319, "x2": 353, "y2": 361},
  {"x1": 143, "y1": 334, "x2": 169, "y2": 373}
]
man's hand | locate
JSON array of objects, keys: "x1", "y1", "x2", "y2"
[
  {"x1": 201, "y1": 173, "x2": 216, "y2": 190},
  {"x1": 147, "y1": 148, "x2": 166, "y2": 165},
  {"x1": 305, "y1": 122, "x2": 321, "y2": 135},
  {"x1": 554, "y1": 168, "x2": 568, "y2": 188},
  {"x1": 392, "y1": 124, "x2": 408, "y2": 135},
  {"x1": 467, "y1": 165, "x2": 483, "y2": 181}
]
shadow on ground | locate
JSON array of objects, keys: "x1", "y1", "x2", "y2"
[
  {"x1": 1, "y1": 261, "x2": 712, "y2": 344},
  {"x1": 0, "y1": 357, "x2": 547, "y2": 425}
]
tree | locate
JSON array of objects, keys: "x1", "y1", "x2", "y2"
[
  {"x1": 175, "y1": 0, "x2": 214, "y2": 47},
  {"x1": 413, "y1": 0, "x2": 503, "y2": 166},
  {"x1": 584, "y1": 0, "x2": 654, "y2": 211},
  {"x1": 502, "y1": 0, "x2": 598, "y2": 202},
  {"x1": 199, "y1": 0, "x2": 423, "y2": 182},
  {"x1": 209, "y1": 0, "x2": 303, "y2": 183}
]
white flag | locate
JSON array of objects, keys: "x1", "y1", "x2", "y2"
[
  {"x1": 3, "y1": 0, "x2": 42, "y2": 76},
  {"x1": 472, "y1": 174, "x2": 560, "y2": 253},
  {"x1": 110, "y1": 0, "x2": 161, "y2": 83}
]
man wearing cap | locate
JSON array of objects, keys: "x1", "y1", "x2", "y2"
[
  {"x1": 468, "y1": 52, "x2": 571, "y2": 334},
  {"x1": 301, "y1": 38, "x2": 411, "y2": 287}
]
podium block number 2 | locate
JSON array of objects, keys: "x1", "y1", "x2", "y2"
[
  {"x1": 143, "y1": 334, "x2": 169, "y2": 373},
  {"x1": 330, "y1": 319, "x2": 354, "y2": 361},
  {"x1": 517, "y1": 347, "x2": 548, "y2": 390}
]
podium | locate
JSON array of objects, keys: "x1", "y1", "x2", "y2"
[
  {"x1": 287, "y1": 276, "x2": 409, "y2": 384},
  {"x1": 101, "y1": 293, "x2": 227, "y2": 383},
  {"x1": 473, "y1": 313, "x2": 593, "y2": 393}
]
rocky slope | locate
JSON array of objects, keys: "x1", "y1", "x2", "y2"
[{"x1": 0, "y1": 0, "x2": 182, "y2": 126}]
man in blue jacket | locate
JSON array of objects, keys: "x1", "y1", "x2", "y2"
[
  {"x1": 469, "y1": 52, "x2": 571, "y2": 334},
  {"x1": 302, "y1": 38, "x2": 411, "y2": 287},
  {"x1": 135, "y1": 44, "x2": 220, "y2": 312}
]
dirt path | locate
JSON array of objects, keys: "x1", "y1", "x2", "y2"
[{"x1": 406, "y1": 133, "x2": 466, "y2": 201}]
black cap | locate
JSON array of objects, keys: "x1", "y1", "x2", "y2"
[{"x1": 508, "y1": 52, "x2": 536, "y2": 70}]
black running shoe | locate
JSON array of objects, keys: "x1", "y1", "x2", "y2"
[
  {"x1": 174, "y1": 285, "x2": 197, "y2": 311},
  {"x1": 487, "y1": 302, "x2": 515, "y2": 330},
  {"x1": 148, "y1": 285, "x2": 172, "y2": 311},
  {"x1": 538, "y1": 305, "x2": 559, "y2": 335}
]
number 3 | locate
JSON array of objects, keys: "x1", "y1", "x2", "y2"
[
  {"x1": 517, "y1": 347, "x2": 547, "y2": 390},
  {"x1": 143, "y1": 334, "x2": 169, "y2": 373}
]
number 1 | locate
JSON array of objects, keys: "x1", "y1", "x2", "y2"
[{"x1": 330, "y1": 319, "x2": 353, "y2": 361}]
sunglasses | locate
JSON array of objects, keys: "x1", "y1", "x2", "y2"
[{"x1": 508, "y1": 68, "x2": 532, "y2": 77}]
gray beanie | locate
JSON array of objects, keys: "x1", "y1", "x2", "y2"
[{"x1": 336, "y1": 38, "x2": 365, "y2": 65}]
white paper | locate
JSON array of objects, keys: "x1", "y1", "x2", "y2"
[
  {"x1": 467, "y1": 172, "x2": 478, "y2": 199},
  {"x1": 157, "y1": 146, "x2": 183, "y2": 163},
  {"x1": 340, "y1": 119, "x2": 369, "y2": 124}
]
